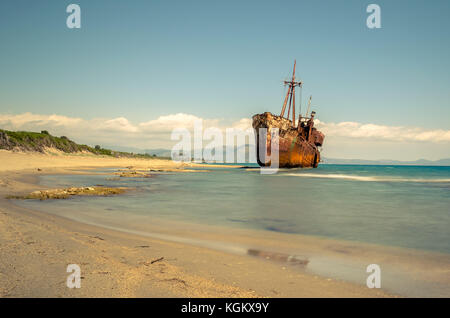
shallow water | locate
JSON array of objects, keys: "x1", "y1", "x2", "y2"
[
  {"x1": 21, "y1": 164, "x2": 450, "y2": 254},
  {"x1": 16, "y1": 164, "x2": 450, "y2": 296}
]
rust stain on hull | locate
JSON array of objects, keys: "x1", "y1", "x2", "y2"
[
  {"x1": 251, "y1": 61, "x2": 325, "y2": 169},
  {"x1": 253, "y1": 112, "x2": 322, "y2": 168}
]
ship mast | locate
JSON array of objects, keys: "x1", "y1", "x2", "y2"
[
  {"x1": 305, "y1": 95, "x2": 312, "y2": 118},
  {"x1": 280, "y1": 60, "x2": 302, "y2": 127}
]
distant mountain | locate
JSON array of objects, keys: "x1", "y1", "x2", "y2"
[
  {"x1": 322, "y1": 157, "x2": 450, "y2": 166},
  {"x1": 143, "y1": 148, "x2": 172, "y2": 158},
  {"x1": 434, "y1": 158, "x2": 450, "y2": 166},
  {"x1": 97, "y1": 143, "x2": 450, "y2": 166},
  {"x1": 116, "y1": 145, "x2": 257, "y2": 162},
  {"x1": 100, "y1": 145, "x2": 172, "y2": 158}
]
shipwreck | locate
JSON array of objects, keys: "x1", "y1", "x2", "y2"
[{"x1": 252, "y1": 61, "x2": 325, "y2": 168}]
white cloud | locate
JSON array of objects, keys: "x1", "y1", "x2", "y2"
[
  {"x1": 231, "y1": 118, "x2": 252, "y2": 130},
  {"x1": 0, "y1": 112, "x2": 82, "y2": 129},
  {"x1": 139, "y1": 113, "x2": 201, "y2": 132},
  {"x1": 0, "y1": 112, "x2": 449, "y2": 159},
  {"x1": 315, "y1": 120, "x2": 450, "y2": 143},
  {"x1": 100, "y1": 117, "x2": 138, "y2": 133}
]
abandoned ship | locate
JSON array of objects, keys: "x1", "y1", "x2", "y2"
[{"x1": 252, "y1": 61, "x2": 325, "y2": 168}]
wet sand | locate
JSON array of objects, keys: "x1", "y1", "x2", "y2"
[{"x1": 1, "y1": 150, "x2": 443, "y2": 297}]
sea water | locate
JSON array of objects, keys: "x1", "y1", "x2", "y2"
[
  {"x1": 15, "y1": 164, "x2": 450, "y2": 296},
  {"x1": 20, "y1": 164, "x2": 450, "y2": 254}
]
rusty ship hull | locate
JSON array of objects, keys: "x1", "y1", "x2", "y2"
[
  {"x1": 253, "y1": 112, "x2": 322, "y2": 168},
  {"x1": 252, "y1": 61, "x2": 325, "y2": 168}
]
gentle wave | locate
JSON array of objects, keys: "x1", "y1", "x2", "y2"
[{"x1": 283, "y1": 173, "x2": 450, "y2": 183}]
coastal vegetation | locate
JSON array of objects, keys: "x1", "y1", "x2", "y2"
[{"x1": 0, "y1": 129, "x2": 161, "y2": 159}]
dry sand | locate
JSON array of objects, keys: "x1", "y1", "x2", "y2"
[{"x1": 0, "y1": 150, "x2": 397, "y2": 297}]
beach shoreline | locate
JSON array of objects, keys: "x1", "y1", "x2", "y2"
[{"x1": 1, "y1": 151, "x2": 447, "y2": 297}]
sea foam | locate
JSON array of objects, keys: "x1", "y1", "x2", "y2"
[{"x1": 283, "y1": 173, "x2": 450, "y2": 183}]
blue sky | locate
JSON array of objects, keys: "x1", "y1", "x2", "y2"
[{"x1": 0, "y1": 0, "x2": 449, "y2": 159}]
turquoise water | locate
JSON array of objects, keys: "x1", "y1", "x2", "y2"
[{"x1": 19, "y1": 164, "x2": 450, "y2": 254}]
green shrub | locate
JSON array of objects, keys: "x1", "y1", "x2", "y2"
[{"x1": 0, "y1": 129, "x2": 170, "y2": 160}]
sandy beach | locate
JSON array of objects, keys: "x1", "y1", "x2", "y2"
[
  {"x1": 2, "y1": 150, "x2": 445, "y2": 298},
  {"x1": 2, "y1": 0, "x2": 450, "y2": 303}
]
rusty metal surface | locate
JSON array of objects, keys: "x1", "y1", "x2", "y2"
[{"x1": 252, "y1": 112, "x2": 324, "y2": 168}]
